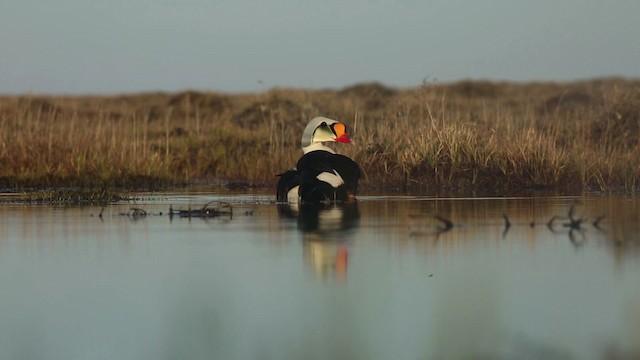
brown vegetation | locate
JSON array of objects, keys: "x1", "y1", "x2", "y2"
[{"x1": 0, "y1": 78, "x2": 639, "y2": 193}]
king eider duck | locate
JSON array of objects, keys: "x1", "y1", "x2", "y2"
[{"x1": 277, "y1": 117, "x2": 361, "y2": 204}]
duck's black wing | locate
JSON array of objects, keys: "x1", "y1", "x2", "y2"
[{"x1": 297, "y1": 151, "x2": 361, "y2": 203}]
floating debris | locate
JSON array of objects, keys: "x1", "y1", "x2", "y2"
[
  {"x1": 91, "y1": 201, "x2": 252, "y2": 221},
  {"x1": 409, "y1": 204, "x2": 605, "y2": 249},
  {"x1": 434, "y1": 215, "x2": 453, "y2": 234},
  {"x1": 408, "y1": 214, "x2": 458, "y2": 237},
  {"x1": 96, "y1": 206, "x2": 163, "y2": 220},
  {"x1": 502, "y1": 214, "x2": 511, "y2": 238},
  {"x1": 563, "y1": 205, "x2": 584, "y2": 230},
  {"x1": 592, "y1": 215, "x2": 606, "y2": 231},
  {"x1": 130, "y1": 207, "x2": 147, "y2": 219},
  {"x1": 169, "y1": 201, "x2": 233, "y2": 219},
  {"x1": 547, "y1": 215, "x2": 563, "y2": 230}
]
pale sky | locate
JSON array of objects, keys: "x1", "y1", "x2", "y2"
[{"x1": 1, "y1": 0, "x2": 639, "y2": 94}]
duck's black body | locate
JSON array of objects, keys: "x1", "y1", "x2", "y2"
[
  {"x1": 276, "y1": 116, "x2": 360, "y2": 204},
  {"x1": 298, "y1": 150, "x2": 360, "y2": 203},
  {"x1": 277, "y1": 150, "x2": 360, "y2": 203}
]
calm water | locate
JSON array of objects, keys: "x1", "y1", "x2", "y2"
[{"x1": 1, "y1": 194, "x2": 639, "y2": 360}]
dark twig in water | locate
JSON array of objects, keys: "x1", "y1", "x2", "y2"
[
  {"x1": 563, "y1": 205, "x2": 584, "y2": 230},
  {"x1": 406, "y1": 214, "x2": 455, "y2": 238},
  {"x1": 435, "y1": 215, "x2": 453, "y2": 234},
  {"x1": 568, "y1": 228, "x2": 587, "y2": 248},
  {"x1": 408, "y1": 205, "x2": 604, "y2": 249},
  {"x1": 547, "y1": 215, "x2": 563, "y2": 231},
  {"x1": 502, "y1": 214, "x2": 511, "y2": 238},
  {"x1": 131, "y1": 207, "x2": 147, "y2": 219},
  {"x1": 545, "y1": 205, "x2": 594, "y2": 249},
  {"x1": 592, "y1": 215, "x2": 605, "y2": 231}
]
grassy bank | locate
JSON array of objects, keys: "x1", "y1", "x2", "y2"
[{"x1": 1, "y1": 78, "x2": 639, "y2": 193}]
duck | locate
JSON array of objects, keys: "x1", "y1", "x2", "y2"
[{"x1": 277, "y1": 117, "x2": 361, "y2": 203}]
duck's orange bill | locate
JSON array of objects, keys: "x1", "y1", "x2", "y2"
[{"x1": 333, "y1": 122, "x2": 352, "y2": 143}]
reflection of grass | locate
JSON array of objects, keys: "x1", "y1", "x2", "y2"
[{"x1": 1, "y1": 78, "x2": 639, "y2": 192}]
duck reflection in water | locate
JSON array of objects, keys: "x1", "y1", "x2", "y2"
[{"x1": 278, "y1": 202, "x2": 360, "y2": 281}]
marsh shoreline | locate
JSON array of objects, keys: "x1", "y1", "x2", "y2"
[{"x1": 1, "y1": 78, "x2": 639, "y2": 196}]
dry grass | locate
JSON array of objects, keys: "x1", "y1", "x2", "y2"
[{"x1": 0, "y1": 78, "x2": 639, "y2": 193}]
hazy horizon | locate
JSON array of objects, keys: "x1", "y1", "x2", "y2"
[{"x1": 2, "y1": 0, "x2": 639, "y2": 95}]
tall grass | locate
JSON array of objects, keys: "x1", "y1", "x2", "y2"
[{"x1": 0, "y1": 78, "x2": 638, "y2": 193}]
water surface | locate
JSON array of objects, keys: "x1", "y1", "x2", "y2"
[{"x1": 1, "y1": 194, "x2": 639, "y2": 360}]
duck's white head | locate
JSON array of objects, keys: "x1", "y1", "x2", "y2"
[{"x1": 301, "y1": 117, "x2": 352, "y2": 154}]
